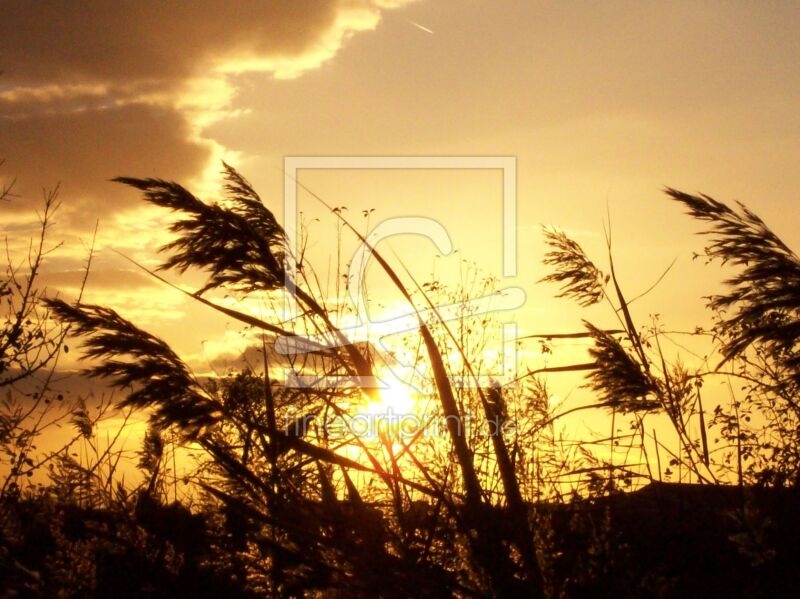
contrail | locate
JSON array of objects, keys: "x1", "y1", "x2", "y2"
[{"x1": 408, "y1": 19, "x2": 434, "y2": 35}]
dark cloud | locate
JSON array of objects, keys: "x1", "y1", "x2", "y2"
[
  {"x1": 0, "y1": 1, "x2": 342, "y2": 84},
  {"x1": 0, "y1": 101, "x2": 210, "y2": 218},
  {"x1": 0, "y1": 0, "x2": 408, "y2": 225},
  {"x1": 205, "y1": 344, "x2": 270, "y2": 375}
]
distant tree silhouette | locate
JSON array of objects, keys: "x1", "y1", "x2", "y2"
[{"x1": 0, "y1": 173, "x2": 69, "y2": 389}]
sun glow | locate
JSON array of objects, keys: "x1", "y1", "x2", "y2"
[
  {"x1": 363, "y1": 373, "x2": 418, "y2": 418},
  {"x1": 350, "y1": 371, "x2": 425, "y2": 443}
]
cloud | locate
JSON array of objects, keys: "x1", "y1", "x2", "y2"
[
  {"x1": 0, "y1": 101, "x2": 211, "y2": 219},
  {"x1": 0, "y1": 0, "x2": 417, "y2": 368},
  {"x1": 0, "y1": 1, "x2": 382, "y2": 84},
  {"x1": 38, "y1": 268, "x2": 158, "y2": 291},
  {"x1": 0, "y1": 1, "x2": 415, "y2": 219}
]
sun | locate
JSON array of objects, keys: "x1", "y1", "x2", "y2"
[
  {"x1": 363, "y1": 372, "x2": 418, "y2": 418},
  {"x1": 354, "y1": 374, "x2": 422, "y2": 443}
]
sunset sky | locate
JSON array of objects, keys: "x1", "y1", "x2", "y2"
[{"x1": 3, "y1": 0, "x2": 800, "y2": 399}]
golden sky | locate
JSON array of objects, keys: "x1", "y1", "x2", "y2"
[{"x1": 3, "y1": 0, "x2": 800, "y2": 398}]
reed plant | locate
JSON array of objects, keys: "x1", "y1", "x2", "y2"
[{"x1": 21, "y1": 167, "x2": 800, "y2": 596}]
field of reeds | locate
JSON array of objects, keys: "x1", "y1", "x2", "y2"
[{"x1": 3, "y1": 165, "x2": 800, "y2": 597}]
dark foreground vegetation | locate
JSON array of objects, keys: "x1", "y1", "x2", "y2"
[{"x1": 3, "y1": 165, "x2": 800, "y2": 597}]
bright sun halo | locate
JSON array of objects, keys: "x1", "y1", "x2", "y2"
[{"x1": 363, "y1": 372, "x2": 418, "y2": 419}]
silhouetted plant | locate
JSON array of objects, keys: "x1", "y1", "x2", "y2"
[
  {"x1": 27, "y1": 170, "x2": 800, "y2": 596},
  {"x1": 541, "y1": 227, "x2": 607, "y2": 307},
  {"x1": 667, "y1": 189, "x2": 800, "y2": 486},
  {"x1": 1, "y1": 171, "x2": 96, "y2": 500},
  {"x1": 540, "y1": 220, "x2": 715, "y2": 486},
  {"x1": 44, "y1": 300, "x2": 222, "y2": 438},
  {"x1": 583, "y1": 321, "x2": 659, "y2": 413},
  {"x1": 667, "y1": 188, "x2": 800, "y2": 380},
  {"x1": 43, "y1": 164, "x2": 548, "y2": 597}
]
